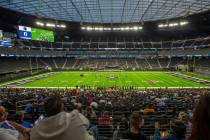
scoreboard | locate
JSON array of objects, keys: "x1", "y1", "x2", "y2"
[
  {"x1": 18, "y1": 26, "x2": 54, "y2": 42},
  {"x1": 18, "y1": 26, "x2": 32, "y2": 40}
]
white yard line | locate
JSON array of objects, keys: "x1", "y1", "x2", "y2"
[{"x1": 5, "y1": 86, "x2": 209, "y2": 89}]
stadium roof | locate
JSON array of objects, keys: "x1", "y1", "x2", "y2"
[{"x1": 0, "y1": 0, "x2": 210, "y2": 23}]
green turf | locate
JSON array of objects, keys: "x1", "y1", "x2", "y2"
[{"x1": 20, "y1": 71, "x2": 204, "y2": 88}]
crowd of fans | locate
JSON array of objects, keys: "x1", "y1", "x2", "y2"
[{"x1": 0, "y1": 88, "x2": 209, "y2": 140}]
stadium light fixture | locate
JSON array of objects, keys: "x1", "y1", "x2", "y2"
[
  {"x1": 158, "y1": 24, "x2": 168, "y2": 28},
  {"x1": 94, "y1": 27, "x2": 99, "y2": 30},
  {"x1": 138, "y1": 26, "x2": 143, "y2": 30},
  {"x1": 98, "y1": 27, "x2": 103, "y2": 31},
  {"x1": 120, "y1": 27, "x2": 125, "y2": 31},
  {"x1": 104, "y1": 27, "x2": 111, "y2": 31},
  {"x1": 60, "y1": 24, "x2": 66, "y2": 28},
  {"x1": 125, "y1": 27, "x2": 130, "y2": 30},
  {"x1": 81, "y1": 26, "x2": 86, "y2": 30},
  {"x1": 180, "y1": 21, "x2": 188, "y2": 26},
  {"x1": 36, "y1": 21, "x2": 44, "y2": 26},
  {"x1": 87, "y1": 26, "x2": 93, "y2": 31},
  {"x1": 133, "y1": 26, "x2": 138, "y2": 30},
  {"x1": 158, "y1": 21, "x2": 188, "y2": 28},
  {"x1": 46, "y1": 23, "x2": 56, "y2": 27},
  {"x1": 81, "y1": 26, "x2": 142, "y2": 31},
  {"x1": 158, "y1": 24, "x2": 163, "y2": 28},
  {"x1": 56, "y1": 24, "x2": 66, "y2": 28},
  {"x1": 169, "y1": 23, "x2": 178, "y2": 27},
  {"x1": 113, "y1": 28, "x2": 120, "y2": 31}
]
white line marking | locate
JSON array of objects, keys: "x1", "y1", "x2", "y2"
[{"x1": 4, "y1": 86, "x2": 209, "y2": 89}]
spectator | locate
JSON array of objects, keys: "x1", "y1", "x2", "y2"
[
  {"x1": 99, "y1": 111, "x2": 112, "y2": 126},
  {"x1": 0, "y1": 106, "x2": 30, "y2": 140},
  {"x1": 143, "y1": 104, "x2": 155, "y2": 114},
  {"x1": 153, "y1": 120, "x2": 186, "y2": 140},
  {"x1": 31, "y1": 95, "x2": 94, "y2": 140},
  {"x1": 0, "y1": 129, "x2": 17, "y2": 140},
  {"x1": 24, "y1": 102, "x2": 33, "y2": 114},
  {"x1": 85, "y1": 106, "x2": 97, "y2": 121},
  {"x1": 15, "y1": 112, "x2": 33, "y2": 128},
  {"x1": 122, "y1": 111, "x2": 147, "y2": 140},
  {"x1": 90, "y1": 99, "x2": 98, "y2": 109},
  {"x1": 189, "y1": 95, "x2": 210, "y2": 140},
  {"x1": 178, "y1": 112, "x2": 191, "y2": 138},
  {"x1": 74, "y1": 102, "x2": 83, "y2": 113},
  {"x1": 157, "y1": 99, "x2": 166, "y2": 111}
]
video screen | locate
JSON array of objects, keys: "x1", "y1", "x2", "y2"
[{"x1": 18, "y1": 26, "x2": 54, "y2": 42}]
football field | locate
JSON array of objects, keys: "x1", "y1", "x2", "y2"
[{"x1": 17, "y1": 71, "x2": 205, "y2": 88}]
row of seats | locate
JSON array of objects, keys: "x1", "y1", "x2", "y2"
[{"x1": 0, "y1": 88, "x2": 209, "y2": 139}]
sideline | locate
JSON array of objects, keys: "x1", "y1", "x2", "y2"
[{"x1": 0, "y1": 72, "x2": 58, "y2": 87}]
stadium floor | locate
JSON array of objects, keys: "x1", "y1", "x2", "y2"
[{"x1": 3, "y1": 71, "x2": 208, "y2": 89}]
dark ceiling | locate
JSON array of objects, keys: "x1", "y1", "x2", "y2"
[
  {"x1": 0, "y1": 0, "x2": 210, "y2": 23},
  {"x1": 0, "y1": 6, "x2": 210, "y2": 42}
]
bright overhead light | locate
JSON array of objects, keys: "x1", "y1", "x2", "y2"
[
  {"x1": 81, "y1": 26, "x2": 86, "y2": 30},
  {"x1": 133, "y1": 26, "x2": 138, "y2": 30},
  {"x1": 104, "y1": 27, "x2": 111, "y2": 31},
  {"x1": 98, "y1": 27, "x2": 103, "y2": 31},
  {"x1": 138, "y1": 26, "x2": 143, "y2": 30},
  {"x1": 180, "y1": 21, "x2": 188, "y2": 26},
  {"x1": 158, "y1": 24, "x2": 164, "y2": 28},
  {"x1": 169, "y1": 23, "x2": 174, "y2": 27},
  {"x1": 125, "y1": 27, "x2": 130, "y2": 30},
  {"x1": 36, "y1": 21, "x2": 44, "y2": 26},
  {"x1": 169, "y1": 23, "x2": 178, "y2": 27},
  {"x1": 46, "y1": 23, "x2": 55, "y2": 27},
  {"x1": 113, "y1": 28, "x2": 120, "y2": 31},
  {"x1": 94, "y1": 27, "x2": 99, "y2": 30},
  {"x1": 158, "y1": 24, "x2": 168, "y2": 28},
  {"x1": 81, "y1": 25, "x2": 143, "y2": 31},
  {"x1": 87, "y1": 26, "x2": 93, "y2": 31},
  {"x1": 60, "y1": 24, "x2": 66, "y2": 28},
  {"x1": 56, "y1": 24, "x2": 66, "y2": 28},
  {"x1": 158, "y1": 24, "x2": 163, "y2": 28}
]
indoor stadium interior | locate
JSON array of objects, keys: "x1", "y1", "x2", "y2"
[{"x1": 0, "y1": 0, "x2": 210, "y2": 140}]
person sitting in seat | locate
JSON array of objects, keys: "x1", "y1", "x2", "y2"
[
  {"x1": 122, "y1": 111, "x2": 147, "y2": 140},
  {"x1": 31, "y1": 94, "x2": 94, "y2": 140},
  {"x1": 85, "y1": 106, "x2": 97, "y2": 121},
  {"x1": 0, "y1": 129, "x2": 18, "y2": 140},
  {"x1": 0, "y1": 106, "x2": 30, "y2": 140},
  {"x1": 143, "y1": 104, "x2": 155, "y2": 114},
  {"x1": 15, "y1": 112, "x2": 33, "y2": 128},
  {"x1": 153, "y1": 120, "x2": 186, "y2": 140},
  {"x1": 178, "y1": 112, "x2": 191, "y2": 139}
]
